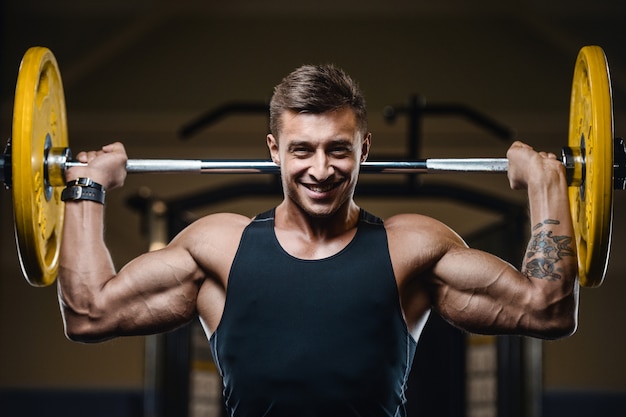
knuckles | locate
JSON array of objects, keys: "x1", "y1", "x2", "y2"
[
  {"x1": 506, "y1": 142, "x2": 565, "y2": 190},
  {"x1": 67, "y1": 143, "x2": 128, "y2": 189}
]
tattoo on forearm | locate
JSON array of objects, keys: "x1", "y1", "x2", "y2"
[{"x1": 524, "y1": 219, "x2": 575, "y2": 281}]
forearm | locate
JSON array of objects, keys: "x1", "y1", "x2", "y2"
[{"x1": 522, "y1": 170, "x2": 579, "y2": 336}]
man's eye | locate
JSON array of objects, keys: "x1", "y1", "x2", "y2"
[
  {"x1": 292, "y1": 148, "x2": 311, "y2": 156},
  {"x1": 330, "y1": 148, "x2": 351, "y2": 156}
]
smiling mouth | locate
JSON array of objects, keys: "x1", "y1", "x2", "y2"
[{"x1": 303, "y1": 181, "x2": 343, "y2": 193}]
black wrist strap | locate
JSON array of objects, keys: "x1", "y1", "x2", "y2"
[
  {"x1": 65, "y1": 177, "x2": 105, "y2": 191},
  {"x1": 61, "y1": 178, "x2": 106, "y2": 205}
]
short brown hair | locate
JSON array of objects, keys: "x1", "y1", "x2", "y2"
[{"x1": 269, "y1": 64, "x2": 367, "y2": 137}]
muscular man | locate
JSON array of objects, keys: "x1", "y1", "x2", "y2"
[{"x1": 58, "y1": 64, "x2": 578, "y2": 417}]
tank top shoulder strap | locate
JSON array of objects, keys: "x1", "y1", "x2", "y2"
[
  {"x1": 358, "y1": 208, "x2": 384, "y2": 227},
  {"x1": 250, "y1": 208, "x2": 275, "y2": 224}
]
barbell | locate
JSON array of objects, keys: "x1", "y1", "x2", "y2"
[{"x1": 0, "y1": 46, "x2": 621, "y2": 288}]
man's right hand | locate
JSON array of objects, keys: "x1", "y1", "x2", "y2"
[{"x1": 66, "y1": 142, "x2": 128, "y2": 190}]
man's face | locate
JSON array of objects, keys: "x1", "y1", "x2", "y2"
[{"x1": 267, "y1": 107, "x2": 371, "y2": 218}]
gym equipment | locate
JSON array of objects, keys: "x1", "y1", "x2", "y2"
[
  {"x1": 8, "y1": 47, "x2": 67, "y2": 287},
  {"x1": 567, "y1": 46, "x2": 614, "y2": 287},
  {"x1": 0, "y1": 46, "x2": 620, "y2": 287}
]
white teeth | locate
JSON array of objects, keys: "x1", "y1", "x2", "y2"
[{"x1": 309, "y1": 184, "x2": 334, "y2": 192}]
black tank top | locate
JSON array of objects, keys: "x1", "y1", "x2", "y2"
[{"x1": 210, "y1": 209, "x2": 417, "y2": 417}]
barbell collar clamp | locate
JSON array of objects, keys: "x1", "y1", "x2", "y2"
[
  {"x1": 614, "y1": 137, "x2": 626, "y2": 190},
  {"x1": 1, "y1": 139, "x2": 11, "y2": 189},
  {"x1": 561, "y1": 146, "x2": 585, "y2": 188},
  {"x1": 45, "y1": 146, "x2": 71, "y2": 187}
]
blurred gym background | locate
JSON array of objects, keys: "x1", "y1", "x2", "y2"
[{"x1": 1, "y1": 1, "x2": 625, "y2": 416}]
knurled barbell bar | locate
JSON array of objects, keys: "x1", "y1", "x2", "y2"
[{"x1": 0, "y1": 45, "x2": 620, "y2": 288}]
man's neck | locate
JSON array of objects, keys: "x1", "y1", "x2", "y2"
[{"x1": 275, "y1": 200, "x2": 361, "y2": 241}]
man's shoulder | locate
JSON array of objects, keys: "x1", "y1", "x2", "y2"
[
  {"x1": 192, "y1": 212, "x2": 253, "y2": 232},
  {"x1": 384, "y1": 213, "x2": 465, "y2": 247},
  {"x1": 383, "y1": 213, "x2": 468, "y2": 284},
  {"x1": 171, "y1": 213, "x2": 253, "y2": 272},
  {"x1": 384, "y1": 213, "x2": 450, "y2": 231},
  {"x1": 174, "y1": 213, "x2": 252, "y2": 247}
]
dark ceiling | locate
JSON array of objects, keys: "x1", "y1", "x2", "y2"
[{"x1": 2, "y1": 1, "x2": 625, "y2": 156}]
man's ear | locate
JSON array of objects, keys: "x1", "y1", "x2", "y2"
[
  {"x1": 267, "y1": 134, "x2": 280, "y2": 165},
  {"x1": 360, "y1": 133, "x2": 372, "y2": 163}
]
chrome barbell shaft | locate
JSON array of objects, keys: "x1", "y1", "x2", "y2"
[{"x1": 64, "y1": 158, "x2": 509, "y2": 174}]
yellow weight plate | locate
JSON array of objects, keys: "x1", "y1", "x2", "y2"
[
  {"x1": 568, "y1": 46, "x2": 613, "y2": 288},
  {"x1": 12, "y1": 47, "x2": 68, "y2": 287}
]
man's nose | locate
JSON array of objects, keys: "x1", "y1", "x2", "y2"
[{"x1": 309, "y1": 151, "x2": 334, "y2": 182}]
